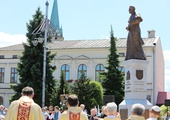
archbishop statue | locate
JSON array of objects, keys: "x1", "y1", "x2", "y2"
[{"x1": 125, "y1": 6, "x2": 146, "y2": 61}]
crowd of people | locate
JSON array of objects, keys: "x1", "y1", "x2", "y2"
[{"x1": 0, "y1": 86, "x2": 170, "y2": 120}]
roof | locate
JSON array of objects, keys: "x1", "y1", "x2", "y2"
[
  {"x1": 156, "y1": 92, "x2": 170, "y2": 105},
  {"x1": 0, "y1": 38, "x2": 156, "y2": 51},
  {"x1": 0, "y1": 44, "x2": 24, "y2": 51}
]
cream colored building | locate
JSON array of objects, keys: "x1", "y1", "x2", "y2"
[{"x1": 0, "y1": 30, "x2": 165, "y2": 107}]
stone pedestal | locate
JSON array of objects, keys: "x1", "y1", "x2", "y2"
[{"x1": 119, "y1": 59, "x2": 152, "y2": 120}]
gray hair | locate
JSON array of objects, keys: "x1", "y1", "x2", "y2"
[
  {"x1": 106, "y1": 102, "x2": 117, "y2": 114},
  {"x1": 131, "y1": 103, "x2": 145, "y2": 116}
]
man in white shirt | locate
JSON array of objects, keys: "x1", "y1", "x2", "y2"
[{"x1": 147, "y1": 106, "x2": 161, "y2": 120}]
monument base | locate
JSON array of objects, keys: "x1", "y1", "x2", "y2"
[
  {"x1": 119, "y1": 99, "x2": 152, "y2": 120},
  {"x1": 119, "y1": 59, "x2": 152, "y2": 120}
]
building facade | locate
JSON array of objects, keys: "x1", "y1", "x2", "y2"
[{"x1": 0, "y1": 30, "x2": 164, "y2": 107}]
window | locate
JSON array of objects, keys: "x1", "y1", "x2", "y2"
[
  {"x1": 118, "y1": 66, "x2": 125, "y2": 75},
  {"x1": 0, "y1": 55, "x2": 4, "y2": 59},
  {"x1": 95, "y1": 64, "x2": 105, "y2": 81},
  {"x1": 0, "y1": 68, "x2": 5, "y2": 83},
  {"x1": 119, "y1": 53, "x2": 125, "y2": 57},
  {"x1": 61, "y1": 64, "x2": 70, "y2": 81},
  {"x1": 10, "y1": 68, "x2": 18, "y2": 83},
  {"x1": 78, "y1": 64, "x2": 87, "y2": 79},
  {"x1": 12, "y1": 55, "x2": 18, "y2": 59}
]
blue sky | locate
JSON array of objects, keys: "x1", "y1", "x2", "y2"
[{"x1": 0, "y1": 0, "x2": 170, "y2": 91}]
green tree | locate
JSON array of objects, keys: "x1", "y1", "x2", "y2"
[
  {"x1": 102, "y1": 26, "x2": 124, "y2": 105},
  {"x1": 88, "y1": 81, "x2": 103, "y2": 109},
  {"x1": 10, "y1": 8, "x2": 56, "y2": 107},
  {"x1": 54, "y1": 72, "x2": 69, "y2": 108},
  {"x1": 71, "y1": 73, "x2": 103, "y2": 112},
  {"x1": 159, "y1": 105, "x2": 170, "y2": 120}
]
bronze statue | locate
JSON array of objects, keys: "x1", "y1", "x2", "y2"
[{"x1": 125, "y1": 6, "x2": 146, "y2": 61}]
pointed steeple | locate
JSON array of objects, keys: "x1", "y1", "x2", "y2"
[{"x1": 50, "y1": 0, "x2": 64, "y2": 41}]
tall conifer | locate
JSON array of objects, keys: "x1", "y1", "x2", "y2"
[
  {"x1": 102, "y1": 26, "x2": 124, "y2": 105},
  {"x1": 10, "y1": 8, "x2": 56, "y2": 107}
]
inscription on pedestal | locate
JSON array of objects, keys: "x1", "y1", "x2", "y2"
[
  {"x1": 125, "y1": 79, "x2": 146, "y2": 93},
  {"x1": 133, "y1": 81, "x2": 145, "y2": 92},
  {"x1": 125, "y1": 79, "x2": 131, "y2": 92}
]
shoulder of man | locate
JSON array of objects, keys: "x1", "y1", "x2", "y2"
[
  {"x1": 58, "y1": 111, "x2": 67, "y2": 120},
  {"x1": 128, "y1": 115, "x2": 145, "y2": 120},
  {"x1": 30, "y1": 102, "x2": 42, "y2": 112},
  {"x1": 11, "y1": 99, "x2": 19, "y2": 104},
  {"x1": 61, "y1": 110, "x2": 68, "y2": 115},
  {"x1": 80, "y1": 111, "x2": 88, "y2": 120},
  {"x1": 103, "y1": 117, "x2": 120, "y2": 120},
  {"x1": 135, "y1": 12, "x2": 142, "y2": 18},
  {"x1": 8, "y1": 100, "x2": 19, "y2": 108}
]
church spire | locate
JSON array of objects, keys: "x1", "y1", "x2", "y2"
[{"x1": 50, "y1": 0, "x2": 64, "y2": 41}]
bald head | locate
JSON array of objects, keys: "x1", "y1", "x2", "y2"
[{"x1": 21, "y1": 86, "x2": 34, "y2": 97}]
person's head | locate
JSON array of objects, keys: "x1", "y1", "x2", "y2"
[
  {"x1": 42, "y1": 107, "x2": 46, "y2": 112},
  {"x1": 0, "y1": 105, "x2": 4, "y2": 111},
  {"x1": 105, "y1": 102, "x2": 117, "y2": 116},
  {"x1": 90, "y1": 108, "x2": 97, "y2": 116},
  {"x1": 101, "y1": 105, "x2": 106, "y2": 113},
  {"x1": 21, "y1": 86, "x2": 34, "y2": 98},
  {"x1": 54, "y1": 106, "x2": 60, "y2": 112},
  {"x1": 48, "y1": 105, "x2": 53, "y2": 113},
  {"x1": 129, "y1": 6, "x2": 135, "y2": 14},
  {"x1": 103, "y1": 106, "x2": 107, "y2": 115},
  {"x1": 131, "y1": 103, "x2": 145, "y2": 116},
  {"x1": 149, "y1": 106, "x2": 161, "y2": 118},
  {"x1": 80, "y1": 104, "x2": 85, "y2": 110},
  {"x1": 67, "y1": 94, "x2": 79, "y2": 107},
  {"x1": 167, "y1": 111, "x2": 170, "y2": 116}
]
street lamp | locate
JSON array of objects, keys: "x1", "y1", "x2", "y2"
[
  {"x1": 32, "y1": 0, "x2": 56, "y2": 107},
  {"x1": 32, "y1": 0, "x2": 49, "y2": 108},
  {"x1": 42, "y1": 0, "x2": 48, "y2": 108}
]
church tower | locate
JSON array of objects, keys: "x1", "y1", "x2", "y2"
[{"x1": 50, "y1": 0, "x2": 64, "y2": 41}]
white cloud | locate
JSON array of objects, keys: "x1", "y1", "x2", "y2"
[
  {"x1": 0, "y1": 32, "x2": 27, "y2": 47},
  {"x1": 163, "y1": 50, "x2": 170, "y2": 91}
]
